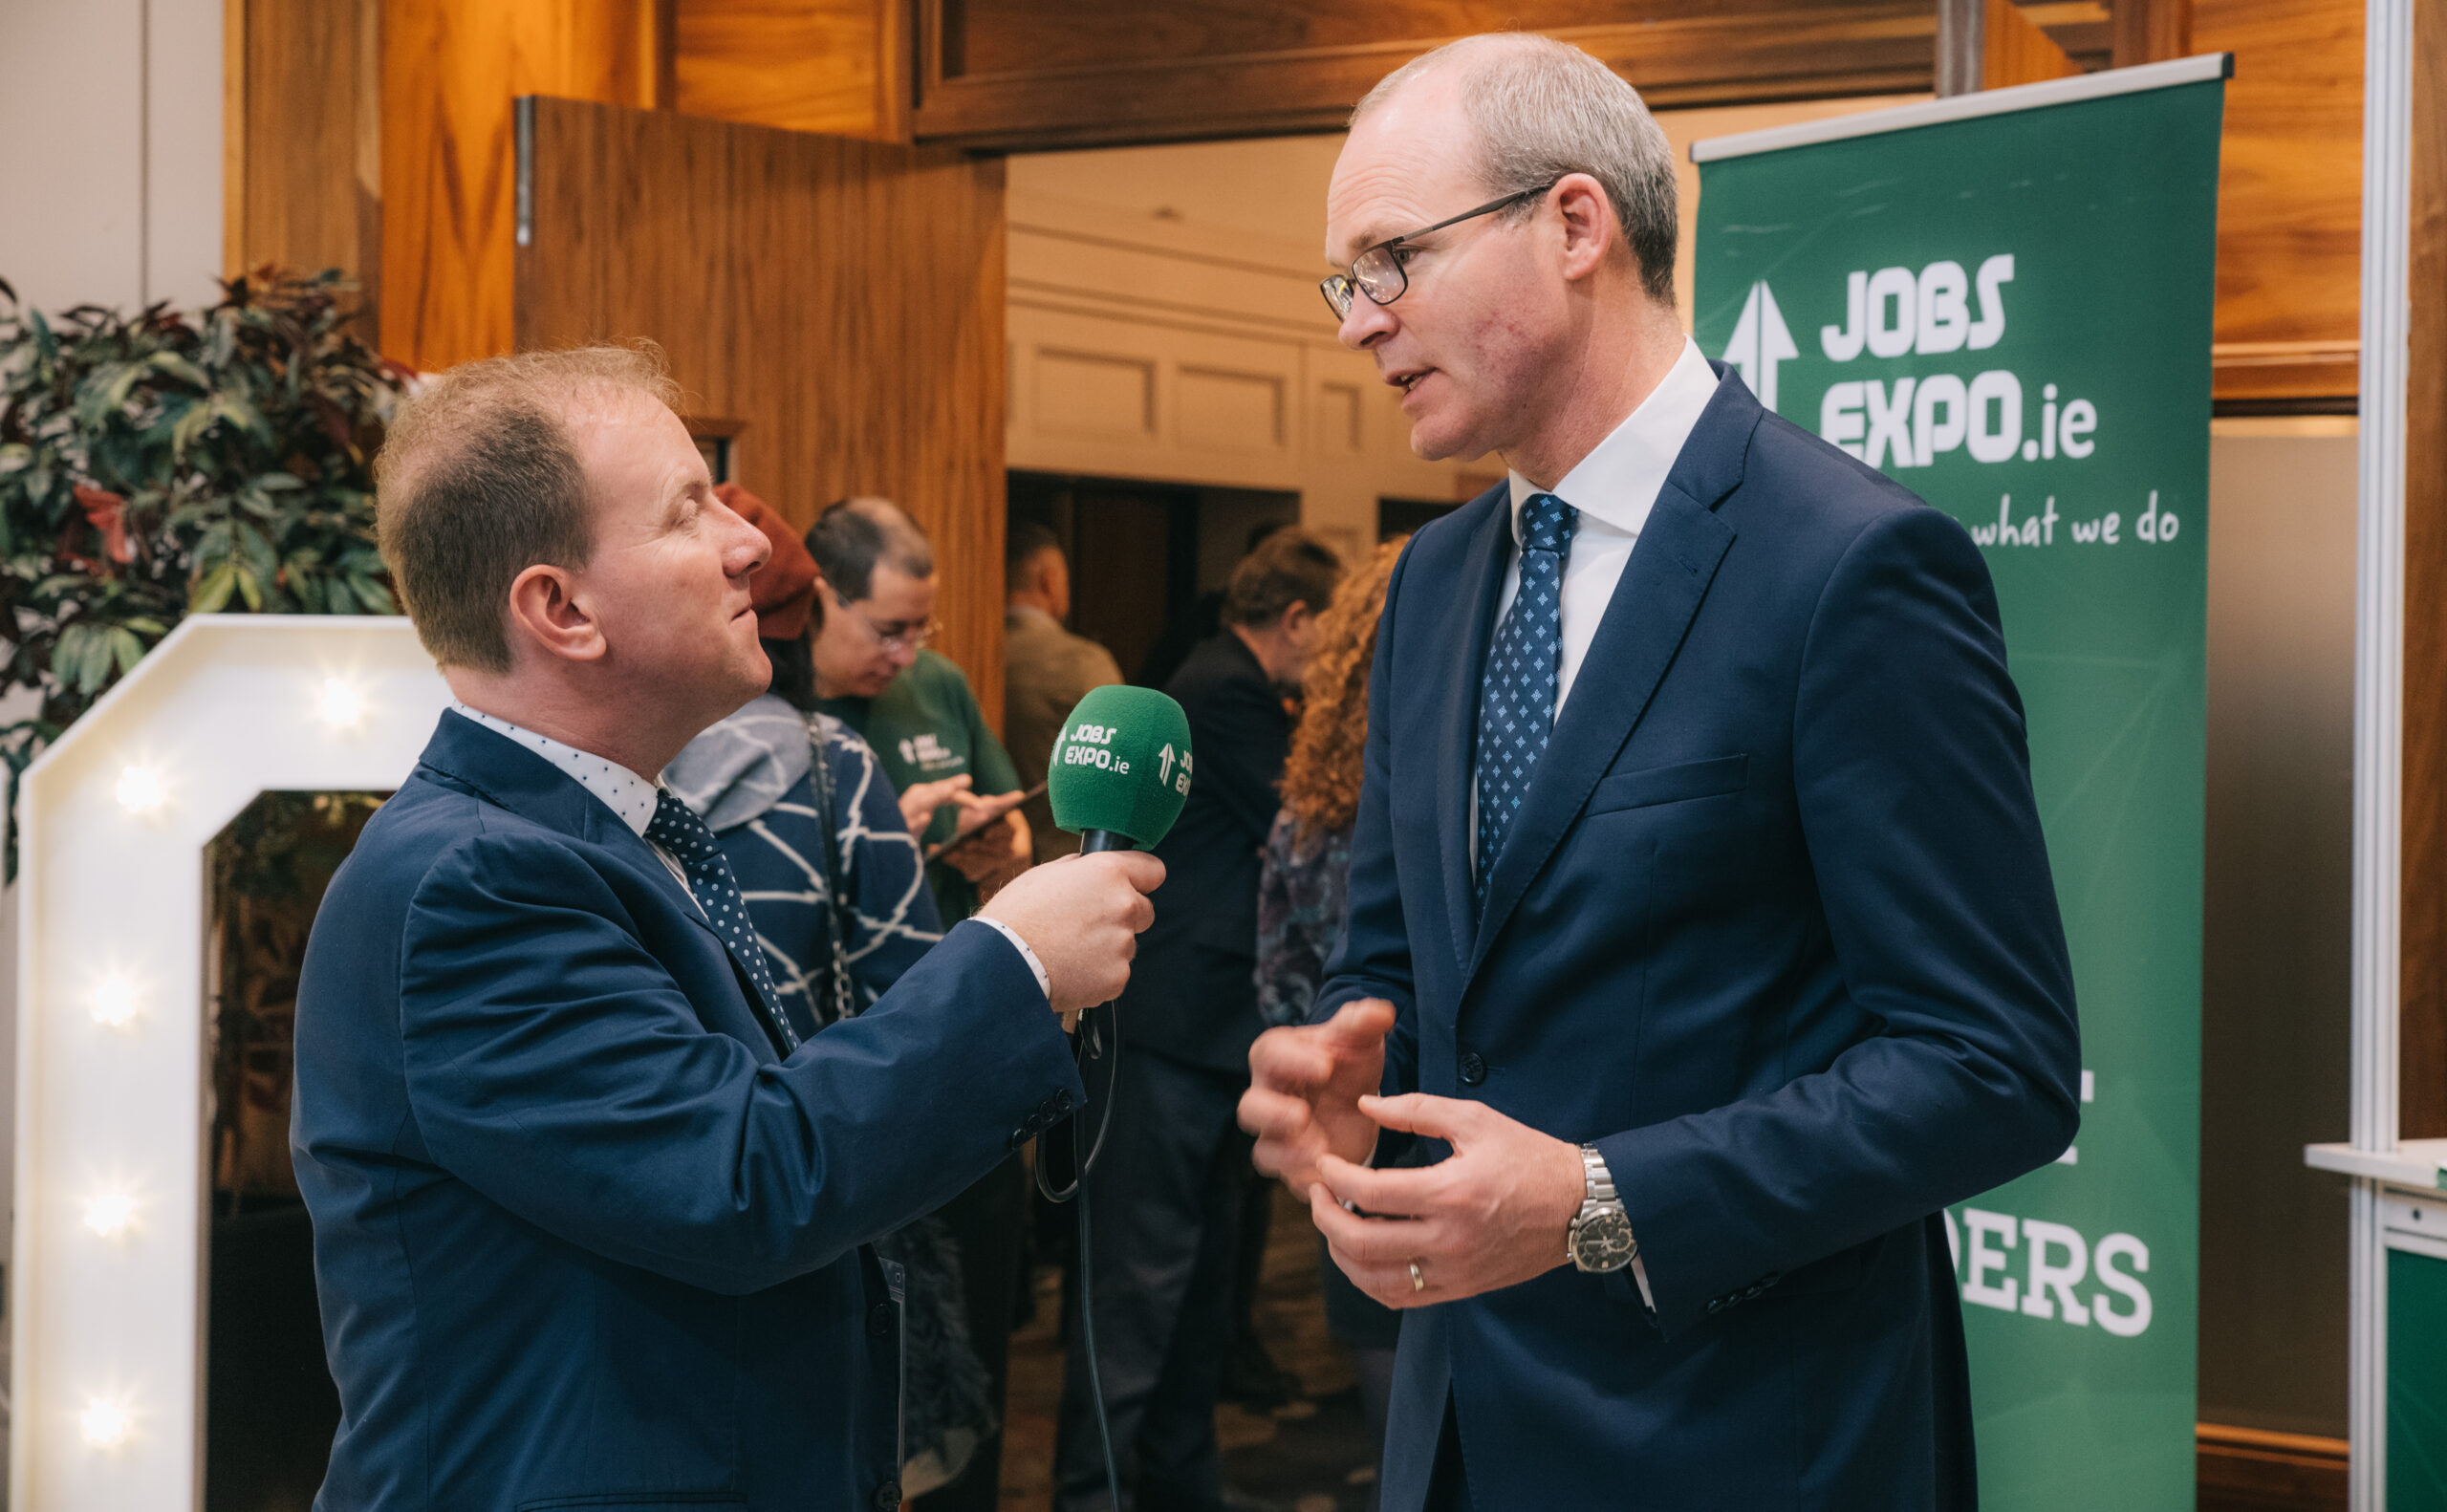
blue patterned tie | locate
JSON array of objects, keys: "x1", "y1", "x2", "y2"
[
  {"x1": 646, "y1": 789, "x2": 804, "y2": 1052},
  {"x1": 1476, "y1": 492, "x2": 1578, "y2": 913}
]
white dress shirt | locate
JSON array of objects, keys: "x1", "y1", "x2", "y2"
[
  {"x1": 448, "y1": 703, "x2": 1051, "y2": 1000},
  {"x1": 1494, "y1": 335, "x2": 1722, "y2": 718},
  {"x1": 1468, "y1": 337, "x2": 1718, "y2": 1311}
]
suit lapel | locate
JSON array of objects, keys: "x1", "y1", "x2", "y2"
[
  {"x1": 1464, "y1": 376, "x2": 1760, "y2": 984},
  {"x1": 1435, "y1": 487, "x2": 1516, "y2": 974},
  {"x1": 418, "y1": 712, "x2": 769, "y2": 1024}
]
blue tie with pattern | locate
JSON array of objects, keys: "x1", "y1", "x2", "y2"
[
  {"x1": 1476, "y1": 491, "x2": 1579, "y2": 914},
  {"x1": 646, "y1": 788, "x2": 804, "y2": 1051}
]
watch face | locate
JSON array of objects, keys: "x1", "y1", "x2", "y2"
[{"x1": 1572, "y1": 1208, "x2": 1636, "y2": 1271}]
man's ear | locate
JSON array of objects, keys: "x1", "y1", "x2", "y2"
[
  {"x1": 504, "y1": 562, "x2": 606, "y2": 664},
  {"x1": 1553, "y1": 172, "x2": 1616, "y2": 282}
]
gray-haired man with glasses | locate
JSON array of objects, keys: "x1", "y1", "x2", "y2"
[{"x1": 1245, "y1": 31, "x2": 2077, "y2": 1512}]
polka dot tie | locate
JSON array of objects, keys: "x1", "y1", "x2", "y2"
[
  {"x1": 647, "y1": 788, "x2": 802, "y2": 1053},
  {"x1": 1476, "y1": 492, "x2": 1578, "y2": 916}
]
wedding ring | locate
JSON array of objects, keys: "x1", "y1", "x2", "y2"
[{"x1": 1409, "y1": 1260, "x2": 1426, "y2": 1293}]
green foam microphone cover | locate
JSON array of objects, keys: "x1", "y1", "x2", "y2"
[{"x1": 1046, "y1": 683, "x2": 1194, "y2": 850}]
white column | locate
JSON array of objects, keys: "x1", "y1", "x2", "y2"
[{"x1": 2349, "y1": 0, "x2": 2414, "y2": 1503}]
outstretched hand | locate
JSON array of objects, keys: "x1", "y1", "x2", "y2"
[
  {"x1": 1307, "y1": 1092, "x2": 1585, "y2": 1309},
  {"x1": 1240, "y1": 998, "x2": 1397, "y2": 1195}
]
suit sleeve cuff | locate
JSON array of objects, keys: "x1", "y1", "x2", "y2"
[{"x1": 968, "y1": 916, "x2": 1050, "y2": 1000}]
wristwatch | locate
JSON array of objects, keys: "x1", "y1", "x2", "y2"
[{"x1": 1567, "y1": 1144, "x2": 1637, "y2": 1273}]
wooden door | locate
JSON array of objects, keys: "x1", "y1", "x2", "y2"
[{"x1": 513, "y1": 97, "x2": 1009, "y2": 722}]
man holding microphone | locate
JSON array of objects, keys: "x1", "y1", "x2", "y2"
[
  {"x1": 293, "y1": 346, "x2": 1161, "y2": 1512},
  {"x1": 1243, "y1": 34, "x2": 2080, "y2": 1512}
]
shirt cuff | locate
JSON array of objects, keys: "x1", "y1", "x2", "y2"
[
  {"x1": 970, "y1": 916, "x2": 1051, "y2": 1000},
  {"x1": 1630, "y1": 1253, "x2": 1657, "y2": 1313}
]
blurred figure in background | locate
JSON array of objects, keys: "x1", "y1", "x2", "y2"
[
  {"x1": 1254, "y1": 538, "x2": 1409, "y2": 1510},
  {"x1": 801, "y1": 495, "x2": 1034, "y2": 1512},
  {"x1": 1004, "y1": 520, "x2": 1123, "y2": 864},
  {"x1": 665, "y1": 486, "x2": 996, "y2": 1499},
  {"x1": 1053, "y1": 529, "x2": 1344, "y2": 1512}
]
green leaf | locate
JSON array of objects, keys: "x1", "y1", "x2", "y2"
[
  {"x1": 233, "y1": 565, "x2": 263, "y2": 612},
  {"x1": 107, "y1": 627, "x2": 143, "y2": 677},
  {"x1": 169, "y1": 397, "x2": 216, "y2": 455},
  {"x1": 145, "y1": 351, "x2": 211, "y2": 389},
  {"x1": 348, "y1": 574, "x2": 397, "y2": 615},
  {"x1": 189, "y1": 562, "x2": 236, "y2": 614}
]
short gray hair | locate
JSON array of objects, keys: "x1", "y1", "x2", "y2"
[
  {"x1": 1353, "y1": 33, "x2": 1678, "y2": 306},
  {"x1": 807, "y1": 496, "x2": 935, "y2": 601}
]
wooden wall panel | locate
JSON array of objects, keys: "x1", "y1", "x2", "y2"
[
  {"x1": 673, "y1": 0, "x2": 904, "y2": 140},
  {"x1": 514, "y1": 98, "x2": 1008, "y2": 719},
  {"x1": 2400, "y1": 0, "x2": 2447, "y2": 1141},
  {"x1": 379, "y1": 0, "x2": 669, "y2": 372},
  {"x1": 2197, "y1": 0, "x2": 2363, "y2": 403},
  {"x1": 1984, "y1": 0, "x2": 2083, "y2": 87},
  {"x1": 912, "y1": 0, "x2": 1939, "y2": 148},
  {"x1": 224, "y1": 0, "x2": 382, "y2": 330}
]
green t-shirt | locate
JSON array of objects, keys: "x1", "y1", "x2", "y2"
[{"x1": 818, "y1": 649, "x2": 1021, "y2": 923}]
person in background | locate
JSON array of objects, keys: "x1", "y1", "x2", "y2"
[
  {"x1": 1004, "y1": 520, "x2": 1123, "y2": 864},
  {"x1": 802, "y1": 494, "x2": 1032, "y2": 1512},
  {"x1": 665, "y1": 486, "x2": 995, "y2": 1500},
  {"x1": 1053, "y1": 529, "x2": 1344, "y2": 1512},
  {"x1": 1254, "y1": 537, "x2": 1409, "y2": 1511},
  {"x1": 806, "y1": 496, "x2": 1030, "y2": 920},
  {"x1": 1137, "y1": 519, "x2": 1295, "y2": 690}
]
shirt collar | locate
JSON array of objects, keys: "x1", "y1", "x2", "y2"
[
  {"x1": 1505, "y1": 336, "x2": 1722, "y2": 543},
  {"x1": 450, "y1": 702, "x2": 663, "y2": 838}
]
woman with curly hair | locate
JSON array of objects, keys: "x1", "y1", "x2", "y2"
[{"x1": 1253, "y1": 534, "x2": 1408, "y2": 1504}]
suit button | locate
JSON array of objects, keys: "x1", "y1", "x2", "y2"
[
  {"x1": 1458, "y1": 1051, "x2": 1487, "y2": 1087},
  {"x1": 867, "y1": 1301, "x2": 894, "y2": 1337},
  {"x1": 874, "y1": 1480, "x2": 902, "y2": 1509},
  {"x1": 1705, "y1": 1298, "x2": 1723, "y2": 1315},
  {"x1": 1052, "y1": 1088, "x2": 1075, "y2": 1114},
  {"x1": 1009, "y1": 1127, "x2": 1031, "y2": 1149}
]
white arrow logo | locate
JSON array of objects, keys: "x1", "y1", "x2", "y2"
[
  {"x1": 1158, "y1": 744, "x2": 1176, "y2": 785},
  {"x1": 1721, "y1": 280, "x2": 1799, "y2": 413}
]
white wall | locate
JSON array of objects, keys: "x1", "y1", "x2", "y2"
[
  {"x1": 1002, "y1": 97, "x2": 1929, "y2": 557},
  {"x1": 0, "y1": 0, "x2": 225, "y2": 316}
]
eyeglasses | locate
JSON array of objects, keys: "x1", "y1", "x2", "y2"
[
  {"x1": 827, "y1": 585, "x2": 937, "y2": 652},
  {"x1": 1319, "y1": 182, "x2": 1559, "y2": 321}
]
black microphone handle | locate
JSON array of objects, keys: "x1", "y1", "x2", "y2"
[{"x1": 1079, "y1": 830, "x2": 1139, "y2": 853}]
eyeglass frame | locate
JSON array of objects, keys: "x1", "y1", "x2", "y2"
[
  {"x1": 823, "y1": 580, "x2": 938, "y2": 653},
  {"x1": 1319, "y1": 180, "x2": 1561, "y2": 321}
]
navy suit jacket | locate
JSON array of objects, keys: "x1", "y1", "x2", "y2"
[
  {"x1": 292, "y1": 711, "x2": 1086, "y2": 1511},
  {"x1": 1320, "y1": 372, "x2": 2081, "y2": 1510},
  {"x1": 1124, "y1": 631, "x2": 1293, "y2": 1071}
]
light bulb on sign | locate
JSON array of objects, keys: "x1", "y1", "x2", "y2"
[
  {"x1": 89, "y1": 975, "x2": 141, "y2": 1029},
  {"x1": 80, "y1": 1397, "x2": 131, "y2": 1450},
  {"x1": 316, "y1": 678, "x2": 365, "y2": 730},
  {"x1": 83, "y1": 1191, "x2": 137, "y2": 1239},
  {"x1": 115, "y1": 764, "x2": 166, "y2": 815}
]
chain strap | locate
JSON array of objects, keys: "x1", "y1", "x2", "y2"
[{"x1": 801, "y1": 712, "x2": 860, "y2": 1028}]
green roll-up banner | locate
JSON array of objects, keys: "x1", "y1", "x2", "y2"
[{"x1": 1693, "y1": 59, "x2": 2229, "y2": 1509}]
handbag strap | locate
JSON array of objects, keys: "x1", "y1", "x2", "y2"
[{"x1": 801, "y1": 712, "x2": 861, "y2": 1026}]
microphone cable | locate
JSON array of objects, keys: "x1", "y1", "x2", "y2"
[{"x1": 1035, "y1": 996, "x2": 1125, "y2": 1512}]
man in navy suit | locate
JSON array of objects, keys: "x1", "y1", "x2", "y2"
[
  {"x1": 1241, "y1": 35, "x2": 2081, "y2": 1511},
  {"x1": 293, "y1": 346, "x2": 1162, "y2": 1511}
]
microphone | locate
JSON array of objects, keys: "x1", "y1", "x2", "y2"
[
  {"x1": 1045, "y1": 684, "x2": 1193, "y2": 1035},
  {"x1": 1046, "y1": 683, "x2": 1194, "y2": 856}
]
